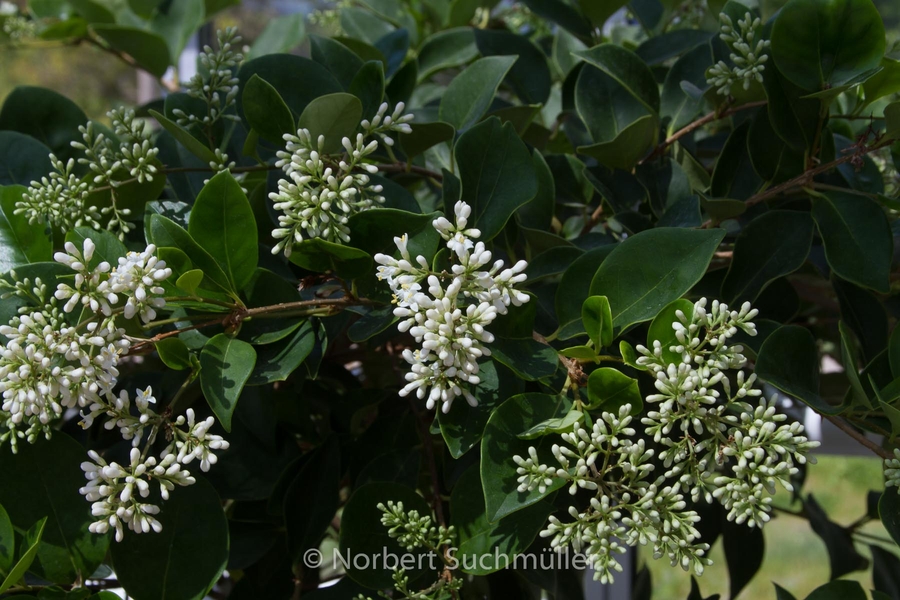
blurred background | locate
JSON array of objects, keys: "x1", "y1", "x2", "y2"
[{"x1": 2, "y1": 1, "x2": 900, "y2": 598}]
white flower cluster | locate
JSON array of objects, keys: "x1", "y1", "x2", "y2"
[
  {"x1": 269, "y1": 102, "x2": 413, "y2": 254},
  {"x1": 0, "y1": 238, "x2": 230, "y2": 540},
  {"x1": 175, "y1": 27, "x2": 243, "y2": 130},
  {"x1": 17, "y1": 108, "x2": 159, "y2": 239},
  {"x1": 1, "y1": 2, "x2": 34, "y2": 41},
  {"x1": 513, "y1": 298, "x2": 818, "y2": 582},
  {"x1": 706, "y1": 12, "x2": 770, "y2": 96},
  {"x1": 80, "y1": 406, "x2": 228, "y2": 541},
  {"x1": 515, "y1": 404, "x2": 710, "y2": 583},
  {"x1": 886, "y1": 449, "x2": 900, "y2": 492},
  {"x1": 377, "y1": 500, "x2": 455, "y2": 552},
  {"x1": 374, "y1": 201, "x2": 529, "y2": 413}
]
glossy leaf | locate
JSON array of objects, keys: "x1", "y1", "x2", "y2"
[
  {"x1": 481, "y1": 393, "x2": 572, "y2": 521},
  {"x1": 200, "y1": 334, "x2": 258, "y2": 432},
  {"x1": 439, "y1": 56, "x2": 517, "y2": 132},
  {"x1": 455, "y1": 118, "x2": 537, "y2": 241},
  {"x1": 0, "y1": 503, "x2": 12, "y2": 575},
  {"x1": 0, "y1": 185, "x2": 52, "y2": 272},
  {"x1": 582, "y1": 295, "x2": 613, "y2": 350},
  {"x1": 249, "y1": 13, "x2": 306, "y2": 58},
  {"x1": 586, "y1": 368, "x2": 642, "y2": 413},
  {"x1": 0, "y1": 518, "x2": 45, "y2": 595},
  {"x1": 417, "y1": 27, "x2": 478, "y2": 80},
  {"x1": 812, "y1": 190, "x2": 892, "y2": 293},
  {"x1": 188, "y1": 171, "x2": 258, "y2": 292},
  {"x1": 0, "y1": 132, "x2": 52, "y2": 186},
  {"x1": 0, "y1": 86, "x2": 88, "y2": 162},
  {"x1": 242, "y1": 75, "x2": 295, "y2": 144},
  {"x1": 111, "y1": 478, "x2": 228, "y2": 600},
  {"x1": 589, "y1": 228, "x2": 726, "y2": 331},
  {"x1": 474, "y1": 29, "x2": 552, "y2": 105},
  {"x1": 89, "y1": 25, "x2": 171, "y2": 77},
  {"x1": 296, "y1": 93, "x2": 363, "y2": 154},
  {"x1": 647, "y1": 298, "x2": 694, "y2": 365}
]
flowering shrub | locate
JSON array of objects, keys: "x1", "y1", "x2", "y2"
[{"x1": 0, "y1": 0, "x2": 899, "y2": 599}]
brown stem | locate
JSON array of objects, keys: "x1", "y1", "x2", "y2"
[
  {"x1": 822, "y1": 414, "x2": 893, "y2": 459},
  {"x1": 640, "y1": 100, "x2": 768, "y2": 164}
]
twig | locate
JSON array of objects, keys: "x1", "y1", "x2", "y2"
[{"x1": 822, "y1": 414, "x2": 893, "y2": 459}]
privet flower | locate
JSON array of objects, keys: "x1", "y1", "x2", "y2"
[
  {"x1": 513, "y1": 298, "x2": 818, "y2": 583},
  {"x1": 374, "y1": 201, "x2": 529, "y2": 413},
  {"x1": 0, "y1": 237, "x2": 230, "y2": 540},
  {"x1": 378, "y1": 500, "x2": 455, "y2": 551},
  {"x1": 17, "y1": 108, "x2": 158, "y2": 239},
  {"x1": 269, "y1": 102, "x2": 413, "y2": 254},
  {"x1": 174, "y1": 27, "x2": 243, "y2": 130},
  {"x1": 885, "y1": 449, "x2": 900, "y2": 492},
  {"x1": 706, "y1": 12, "x2": 770, "y2": 95},
  {"x1": 1, "y1": 2, "x2": 34, "y2": 41}
]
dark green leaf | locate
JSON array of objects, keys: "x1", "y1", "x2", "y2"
[
  {"x1": 481, "y1": 393, "x2": 572, "y2": 521},
  {"x1": 111, "y1": 478, "x2": 228, "y2": 600},
  {"x1": 417, "y1": 27, "x2": 478, "y2": 80},
  {"x1": 805, "y1": 494, "x2": 869, "y2": 580},
  {"x1": 150, "y1": 0, "x2": 204, "y2": 60},
  {"x1": 451, "y1": 467, "x2": 553, "y2": 575},
  {"x1": 0, "y1": 518, "x2": 45, "y2": 594},
  {"x1": 339, "y1": 482, "x2": 432, "y2": 589},
  {"x1": 490, "y1": 337, "x2": 559, "y2": 381},
  {"x1": 812, "y1": 190, "x2": 892, "y2": 293},
  {"x1": 771, "y1": 0, "x2": 885, "y2": 91},
  {"x1": 188, "y1": 171, "x2": 258, "y2": 292},
  {"x1": 0, "y1": 503, "x2": 12, "y2": 575},
  {"x1": 310, "y1": 34, "x2": 365, "y2": 90},
  {"x1": 285, "y1": 437, "x2": 340, "y2": 563},
  {"x1": 582, "y1": 295, "x2": 613, "y2": 350},
  {"x1": 804, "y1": 580, "x2": 866, "y2": 600},
  {"x1": 248, "y1": 320, "x2": 316, "y2": 385},
  {"x1": 0, "y1": 132, "x2": 52, "y2": 186},
  {"x1": 156, "y1": 338, "x2": 192, "y2": 371},
  {"x1": 149, "y1": 109, "x2": 218, "y2": 164},
  {"x1": 89, "y1": 25, "x2": 171, "y2": 77},
  {"x1": 880, "y1": 488, "x2": 900, "y2": 546},
  {"x1": 661, "y1": 43, "x2": 712, "y2": 135},
  {"x1": 237, "y1": 54, "x2": 343, "y2": 123},
  {"x1": 589, "y1": 228, "x2": 725, "y2": 331},
  {"x1": 200, "y1": 334, "x2": 258, "y2": 432},
  {"x1": 519, "y1": 0, "x2": 592, "y2": 37},
  {"x1": 474, "y1": 29, "x2": 551, "y2": 105},
  {"x1": 0, "y1": 433, "x2": 109, "y2": 585},
  {"x1": 288, "y1": 238, "x2": 373, "y2": 279},
  {"x1": 722, "y1": 519, "x2": 764, "y2": 599},
  {"x1": 722, "y1": 210, "x2": 813, "y2": 303},
  {"x1": 296, "y1": 93, "x2": 363, "y2": 154},
  {"x1": 0, "y1": 86, "x2": 87, "y2": 163},
  {"x1": 439, "y1": 56, "x2": 517, "y2": 132},
  {"x1": 0, "y1": 185, "x2": 51, "y2": 272},
  {"x1": 647, "y1": 298, "x2": 694, "y2": 365},
  {"x1": 349, "y1": 61, "x2": 386, "y2": 122},
  {"x1": 399, "y1": 121, "x2": 454, "y2": 159},
  {"x1": 455, "y1": 117, "x2": 538, "y2": 241},
  {"x1": 555, "y1": 245, "x2": 615, "y2": 337},
  {"x1": 242, "y1": 75, "x2": 295, "y2": 145}
]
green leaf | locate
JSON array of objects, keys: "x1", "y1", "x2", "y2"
[
  {"x1": 248, "y1": 320, "x2": 316, "y2": 385},
  {"x1": 242, "y1": 75, "x2": 295, "y2": 145},
  {"x1": 339, "y1": 482, "x2": 432, "y2": 589},
  {"x1": 249, "y1": 13, "x2": 306, "y2": 58},
  {"x1": 89, "y1": 25, "x2": 171, "y2": 77},
  {"x1": 661, "y1": 44, "x2": 712, "y2": 135},
  {"x1": 347, "y1": 306, "x2": 396, "y2": 343},
  {"x1": 150, "y1": 0, "x2": 204, "y2": 60},
  {"x1": 518, "y1": 409, "x2": 583, "y2": 439},
  {"x1": 481, "y1": 393, "x2": 572, "y2": 521},
  {"x1": 0, "y1": 86, "x2": 88, "y2": 163},
  {"x1": 66, "y1": 0, "x2": 114, "y2": 23},
  {"x1": 880, "y1": 488, "x2": 900, "y2": 546},
  {"x1": 200, "y1": 334, "x2": 257, "y2": 432},
  {"x1": 890, "y1": 325, "x2": 900, "y2": 379},
  {"x1": 721, "y1": 210, "x2": 814, "y2": 303},
  {"x1": 111, "y1": 477, "x2": 228, "y2": 600},
  {"x1": 559, "y1": 345, "x2": 598, "y2": 361},
  {"x1": 0, "y1": 185, "x2": 51, "y2": 272},
  {"x1": 490, "y1": 337, "x2": 559, "y2": 381},
  {"x1": 348, "y1": 208, "x2": 441, "y2": 261},
  {"x1": 149, "y1": 109, "x2": 218, "y2": 164},
  {"x1": 519, "y1": 0, "x2": 592, "y2": 38},
  {"x1": 155, "y1": 337, "x2": 192, "y2": 371},
  {"x1": 455, "y1": 117, "x2": 538, "y2": 241},
  {"x1": 887, "y1": 101, "x2": 900, "y2": 141},
  {"x1": 764, "y1": 64, "x2": 823, "y2": 152},
  {"x1": 812, "y1": 190, "x2": 892, "y2": 293},
  {"x1": 417, "y1": 27, "x2": 478, "y2": 80},
  {"x1": 175, "y1": 269, "x2": 203, "y2": 296},
  {"x1": 0, "y1": 433, "x2": 110, "y2": 585},
  {"x1": 805, "y1": 494, "x2": 868, "y2": 580},
  {"x1": 771, "y1": 0, "x2": 885, "y2": 91},
  {"x1": 296, "y1": 93, "x2": 363, "y2": 154},
  {"x1": 350, "y1": 60, "x2": 386, "y2": 122},
  {"x1": 310, "y1": 34, "x2": 365, "y2": 90},
  {"x1": 439, "y1": 56, "x2": 517, "y2": 132},
  {"x1": 647, "y1": 298, "x2": 694, "y2": 365},
  {"x1": 188, "y1": 171, "x2": 258, "y2": 292},
  {"x1": 589, "y1": 228, "x2": 726, "y2": 332},
  {"x1": 840, "y1": 321, "x2": 872, "y2": 408},
  {"x1": 862, "y1": 57, "x2": 900, "y2": 107},
  {"x1": 0, "y1": 503, "x2": 13, "y2": 576},
  {"x1": 575, "y1": 44, "x2": 660, "y2": 114},
  {"x1": 582, "y1": 295, "x2": 613, "y2": 350},
  {"x1": 0, "y1": 132, "x2": 52, "y2": 186},
  {"x1": 399, "y1": 121, "x2": 455, "y2": 159},
  {"x1": 474, "y1": 29, "x2": 551, "y2": 105},
  {"x1": 451, "y1": 467, "x2": 553, "y2": 575},
  {"x1": 289, "y1": 238, "x2": 373, "y2": 279},
  {"x1": 722, "y1": 518, "x2": 764, "y2": 600},
  {"x1": 285, "y1": 437, "x2": 340, "y2": 564},
  {"x1": 240, "y1": 269, "x2": 304, "y2": 345},
  {"x1": 555, "y1": 245, "x2": 616, "y2": 337},
  {"x1": 0, "y1": 518, "x2": 45, "y2": 594},
  {"x1": 438, "y1": 361, "x2": 516, "y2": 459},
  {"x1": 237, "y1": 54, "x2": 343, "y2": 123},
  {"x1": 757, "y1": 325, "x2": 844, "y2": 414},
  {"x1": 585, "y1": 367, "x2": 642, "y2": 413}
]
